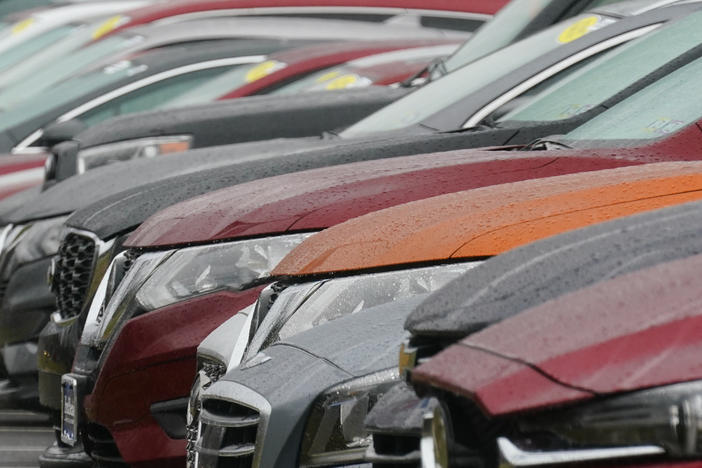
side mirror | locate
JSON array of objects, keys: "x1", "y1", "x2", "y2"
[
  {"x1": 41, "y1": 119, "x2": 86, "y2": 147},
  {"x1": 42, "y1": 140, "x2": 80, "y2": 189}
]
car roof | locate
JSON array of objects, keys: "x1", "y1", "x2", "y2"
[
  {"x1": 272, "y1": 161, "x2": 702, "y2": 276},
  {"x1": 113, "y1": 0, "x2": 503, "y2": 35}
]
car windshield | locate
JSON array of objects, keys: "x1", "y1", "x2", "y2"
[
  {"x1": 563, "y1": 55, "x2": 702, "y2": 143},
  {"x1": 499, "y1": 11, "x2": 702, "y2": 123},
  {"x1": 340, "y1": 13, "x2": 618, "y2": 138},
  {"x1": 0, "y1": 24, "x2": 78, "y2": 73},
  {"x1": 0, "y1": 32, "x2": 143, "y2": 111},
  {"x1": 0, "y1": 53, "x2": 149, "y2": 132},
  {"x1": 159, "y1": 60, "x2": 283, "y2": 109},
  {"x1": 441, "y1": 0, "x2": 626, "y2": 74},
  {"x1": 0, "y1": 15, "x2": 132, "y2": 90}
]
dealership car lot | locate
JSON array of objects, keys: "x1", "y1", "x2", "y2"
[{"x1": 2, "y1": 0, "x2": 702, "y2": 467}]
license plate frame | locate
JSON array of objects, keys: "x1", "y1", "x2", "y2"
[{"x1": 60, "y1": 374, "x2": 80, "y2": 446}]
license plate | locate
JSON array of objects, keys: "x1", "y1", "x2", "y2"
[{"x1": 61, "y1": 374, "x2": 80, "y2": 446}]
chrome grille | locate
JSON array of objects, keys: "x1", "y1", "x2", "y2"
[
  {"x1": 187, "y1": 361, "x2": 228, "y2": 467},
  {"x1": 196, "y1": 398, "x2": 260, "y2": 468},
  {"x1": 53, "y1": 232, "x2": 97, "y2": 319}
]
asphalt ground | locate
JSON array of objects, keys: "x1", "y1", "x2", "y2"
[{"x1": 0, "y1": 410, "x2": 53, "y2": 467}]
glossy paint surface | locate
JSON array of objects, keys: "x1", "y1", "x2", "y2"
[
  {"x1": 84, "y1": 287, "x2": 263, "y2": 465},
  {"x1": 273, "y1": 158, "x2": 702, "y2": 276},
  {"x1": 0, "y1": 153, "x2": 46, "y2": 200},
  {"x1": 414, "y1": 253, "x2": 702, "y2": 416}
]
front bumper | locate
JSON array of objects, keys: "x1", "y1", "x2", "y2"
[{"x1": 77, "y1": 288, "x2": 263, "y2": 466}]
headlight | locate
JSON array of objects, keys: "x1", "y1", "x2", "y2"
[
  {"x1": 82, "y1": 233, "x2": 312, "y2": 348},
  {"x1": 76, "y1": 135, "x2": 192, "y2": 173},
  {"x1": 0, "y1": 216, "x2": 67, "y2": 281},
  {"x1": 499, "y1": 380, "x2": 702, "y2": 466},
  {"x1": 300, "y1": 368, "x2": 399, "y2": 466},
  {"x1": 243, "y1": 262, "x2": 480, "y2": 363}
]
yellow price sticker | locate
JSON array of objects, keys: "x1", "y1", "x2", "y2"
[
  {"x1": 558, "y1": 16, "x2": 599, "y2": 43},
  {"x1": 325, "y1": 74, "x2": 360, "y2": 90},
  {"x1": 92, "y1": 15, "x2": 126, "y2": 40},
  {"x1": 11, "y1": 18, "x2": 35, "y2": 36},
  {"x1": 245, "y1": 60, "x2": 285, "y2": 83},
  {"x1": 315, "y1": 70, "x2": 342, "y2": 83}
]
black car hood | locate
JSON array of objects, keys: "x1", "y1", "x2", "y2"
[
  {"x1": 209, "y1": 295, "x2": 426, "y2": 468},
  {"x1": 63, "y1": 126, "x2": 522, "y2": 239},
  {"x1": 75, "y1": 86, "x2": 409, "y2": 149},
  {"x1": 405, "y1": 198, "x2": 702, "y2": 338}
]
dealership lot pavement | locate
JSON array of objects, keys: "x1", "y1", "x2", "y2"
[{"x1": 0, "y1": 410, "x2": 52, "y2": 467}]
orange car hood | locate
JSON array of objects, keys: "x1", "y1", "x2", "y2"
[{"x1": 273, "y1": 161, "x2": 702, "y2": 276}]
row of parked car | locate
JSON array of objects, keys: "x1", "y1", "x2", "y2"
[{"x1": 0, "y1": 0, "x2": 700, "y2": 467}]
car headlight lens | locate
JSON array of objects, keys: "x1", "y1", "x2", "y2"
[
  {"x1": 300, "y1": 368, "x2": 399, "y2": 466},
  {"x1": 502, "y1": 380, "x2": 702, "y2": 466},
  {"x1": 84, "y1": 233, "x2": 312, "y2": 348},
  {"x1": 76, "y1": 135, "x2": 192, "y2": 173},
  {"x1": 134, "y1": 233, "x2": 312, "y2": 311},
  {"x1": 244, "y1": 262, "x2": 480, "y2": 363},
  {"x1": 0, "y1": 216, "x2": 67, "y2": 281}
]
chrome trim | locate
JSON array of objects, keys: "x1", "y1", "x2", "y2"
[
  {"x1": 50, "y1": 311, "x2": 79, "y2": 327},
  {"x1": 199, "y1": 409, "x2": 259, "y2": 428},
  {"x1": 497, "y1": 437, "x2": 665, "y2": 467},
  {"x1": 199, "y1": 381, "x2": 271, "y2": 468},
  {"x1": 462, "y1": 24, "x2": 663, "y2": 129},
  {"x1": 0, "y1": 225, "x2": 12, "y2": 257}
]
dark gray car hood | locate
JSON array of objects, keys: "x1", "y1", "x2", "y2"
[
  {"x1": 406, "y1": 198, "x2": 702, "y2": 338},
  {"x1": 208, "y1": 295, "x2": 426, "y2": 468},
  {"x1": 0, "y1": 136, "x2": 332, "y2": 225},
  {"x1": 74, "y1": 86, "x2": 408, "y2": 149}
]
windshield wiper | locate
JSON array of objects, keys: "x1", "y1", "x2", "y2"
[
  {"x1": 523, "y1": 137, "x2": 573, "y2": 151},
  {"x1": 400, "y1": 57, "x2": 448, "y2": 88}
]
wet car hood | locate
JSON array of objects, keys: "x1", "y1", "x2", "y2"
[
  {"x1": 63, "y1": 127, "x2": 528, "y2": 240},
  {"x1": 125, "y1": 148, "x2": 571, "y2": 247},
  {"x1": 208, "y1": 295, "x2": 426, "y2": 468},
  {"x1": 405, "y1": 197, "x2": 702, "y2": 339},
  {"x1": 272, "y1": 161, "x2": 702, "y2": 276},
  {"x1": 414, "y1": 252, "x2": 702, "y2": 416},
  {"x1": 0, "y1": 136, "x2": 332, "y2": 225}
]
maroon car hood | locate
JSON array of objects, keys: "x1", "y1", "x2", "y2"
[
  {"x1": 413, "y1": 253, "x2": 702, "y2": 416},
  {"x1": 125, "y1": 147, "x2": 635, "y2": 247},
  {"x1": 125, "y1": 121, "x2": 702, "y2": 248}
]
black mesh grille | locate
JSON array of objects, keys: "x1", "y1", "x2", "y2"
[
  {"x1": 84, "y1": 423, "x2": 127, "y2": 467},
  {"x1": 53, "y1": 233, "x2": 97, "y2": 319},
  {"x1": 0, "y1": 280, "x2": 8, "y2": 307},
  {"x1": 370, "y1": 433, "x2": 420, "y2": 467}
]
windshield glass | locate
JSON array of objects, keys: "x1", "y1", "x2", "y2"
[
  {"x1": 443, "y1": 0, "x2": 628, "y2": 74},
  {"x1": 0, "y1": 24, "x2": 77, "y2": 73},
  {"x1": 0, "y1": 15, "x2": 132, "y2": 90},
  {"x1": 340, "y1": 13, "x2": 617, "y2": 138},
  {"x1": 159, "y1": 60, "x2": 283, "y2": 109},
  {"x1": 0, "y1": 33, "x2": 143, "y2": 111},
  {"x1": 564, "y1": 55, "x2": 702, "y2": 142},
  {"x1": 500, "y1": 11, "x2": 702, "y2": 123},
  {"x1": 0, "y1": 55, "x2": 150, "y2": 132}
]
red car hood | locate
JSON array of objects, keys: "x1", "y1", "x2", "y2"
[
  {"x1": 126, "y1": 121, "x2": 702, "y2": 248},
  {"x1": 125, "y1": 146, "x2": 639, "y2": 247},
  {"x1": 0, "y1": 153, "x2": 46, "y2": 200},
  {"x1": 413, "y1": 252, "x2": 702, "y2": 416}
]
